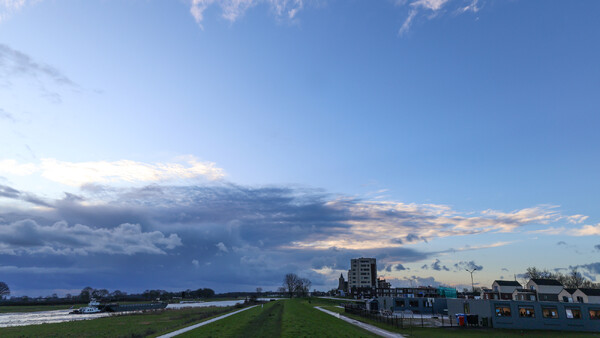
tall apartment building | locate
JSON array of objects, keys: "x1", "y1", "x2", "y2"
[{"x1": 348, "y1": 257, "x2": 377, "y2": 289}]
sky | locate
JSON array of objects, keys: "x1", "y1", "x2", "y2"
[{"x1": 0, "y1": 0, "x2": 599, "y2": 297}]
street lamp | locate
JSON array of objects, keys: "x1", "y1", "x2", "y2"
[{"x1": 466, "y1": 268, "x2": 477, "y2": 293}]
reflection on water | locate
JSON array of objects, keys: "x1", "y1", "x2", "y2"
[
  {"x1": 0, "y1": 309, "x2": 111, "y2": 328},
  {"x1": 0, "y1": 300, "x2": 250, "y2": 327}
]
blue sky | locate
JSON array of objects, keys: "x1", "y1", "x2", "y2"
[{"x1": 1, "y1": 0, "x2": 600, "y2": 297}]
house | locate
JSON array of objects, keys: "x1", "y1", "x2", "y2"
[
  {"x1": 481, "y1": 287, "x2": 497, "y2": 300},
  {"x1": 558, "y1": 288, "x2": 576, "y2": 303},
  {"x1": 572, "y1": 288, "x2": 600, "y2": 304},
  {"x1": 526, "y1": 279, "x2": 564, "y2": 302},
  {"x1": 492, "y1": 280, "x2": 522, "y2": 300},
  {"x1": 512, "y1": 289, "x2": 537, "y2": 301}
]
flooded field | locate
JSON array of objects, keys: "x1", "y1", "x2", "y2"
[{"x1": 0, "y1": 300, "x2": 248, "y2": 327}]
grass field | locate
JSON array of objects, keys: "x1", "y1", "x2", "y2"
[
  {"x1": 179, "y1": 299, "x2": 378, "y2": 337},
  {"x1": 0, "y1": 305, "x2": 240, "y2": 337},
  {"x1": 321, "y1": 305, "x2": 600, "y2": 337}
]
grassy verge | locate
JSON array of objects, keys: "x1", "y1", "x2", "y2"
[
  {"x1": 322, "y1": 306, "x2": 600, "y2": 337},
  {"x1": 0, "y1": 305, "x2": 242, "y2": 337},
  {"x1": 181, "y1": 299, "x2": 378, "y2": 337}
]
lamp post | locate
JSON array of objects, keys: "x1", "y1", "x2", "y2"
[{"x1": 466, "y1": 268, "x2": 477, "y2": 293}]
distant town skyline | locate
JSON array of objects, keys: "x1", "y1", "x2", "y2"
[{"x1": 1, "y1": 0, "x2": 600, "y2": 297}]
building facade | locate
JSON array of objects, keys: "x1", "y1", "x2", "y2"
[
  {"x1": 348, "y1": 257, "x2": 377, "y2": 289},
  {"x1": 448, "y1": 298, "x2": 600, "y2": 332}
]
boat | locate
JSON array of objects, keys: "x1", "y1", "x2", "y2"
[
  {"x1": 70, "y1": 298, "x2": 167, "y2": 314},
  {"x1": 69, "y1": 299, "x2": 102, "y2": 314},
  {"x1": 103, "y1": 302, "x2": 168, "y2": 312}
]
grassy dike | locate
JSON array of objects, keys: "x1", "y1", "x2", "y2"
[
  {"x1": 178, "y1": 298, "x2": 379, "y2": 337},
  {"x1": 0, "y1": 305, "x2": 241, "y2": 338}
]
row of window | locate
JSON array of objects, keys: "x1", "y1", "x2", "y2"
[
  {"x1": 494, "y1": 305, "x2": 600, "y2": 320},
  {"x1": 395, "y1": 299, "x2": 434, "y2": 308}
]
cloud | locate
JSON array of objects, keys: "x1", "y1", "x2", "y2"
[
  {"x1": 216, "y1": 242, "x2": 229, "y2": 253},
  {"x1": 0, "y1": 157, "x2": 225, "y2": 186},
  {"x1": 0, "y1": 219, "x2": 182, "y2": 255},
  {"x1": 454, "y1": 260, "x2": 483, "y2": 271},
  {"x1": 397, "y1": 0, "x2": 481, "y2": 36},
  {"x1": 531, "y1": 223, "x2": 600, "y2": 237},
  {"x1": 0, "y1": 108, "x2": 16, "y2": 122},
  {"x1": 189, "y1": 0, "x2": 306, "y2": 27},
  {"x1": 0, "y1": 0, "x2": 29, "y2": 22},
  {"x1": 0, "y1": 181, "x2": 587, "y2": 294},
  {"x1": 557, "y1": 241, "x2": 567, "y2": 246},
  {"x1": 430, "y1": 259, "x2": 450, "y2": 271},
  {"x1": 0, "y1": 184, "x2": 51, "y2": 207},
  {"x1": 0, "y1": 43, "x2": 75, "y2": 87}
]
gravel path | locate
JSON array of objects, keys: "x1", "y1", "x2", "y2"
[
  {"x1": 314, "y1": 306, "x2": 405, "y2": 338},
  {"x1": 156, "y1": 305, "x2": 258, "y2": 338}
]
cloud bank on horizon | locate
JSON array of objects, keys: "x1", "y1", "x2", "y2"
[{"x1": 0, "y1": 157, "x2": 598, "y2": 295}]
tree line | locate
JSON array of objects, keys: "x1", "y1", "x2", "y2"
[
  {"x1": 522, "y1": 266, "x2": 599, "y2": 289},
  {"x1": 0, "y1": 282, "x2": 216, "y2": 306}
]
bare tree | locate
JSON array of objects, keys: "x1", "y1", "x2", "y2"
[
  {"x1": 0, "y1": 282, "x2": 10, "y2": 299},
  {"x1": 568, "y1": 268, "x2": 585, "y2": 288},
  {"x1": 284, "y1": 273, "x2": 300, "y2": 298},
  {"x1": 283, "y1": 273, "x2": 312, "y2": 298}
]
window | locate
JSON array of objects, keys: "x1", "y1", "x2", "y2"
[
  {"x1": 463, "y1": 303, "x2": 470, "y2": 314},
  {"x1": 589, "y1": 309, "x2": 600, "y2": 320},
  {"x1": 409, "y1": 300, "x2": 419, "y2": 307},
  {"x1": 565, "y1": 308, "x2": 582, "y2": 319},
  {"x1": 395, "y1": 300, "x2": 405, "y2": 307},
  {"x1": 562, "y1": 296, "x2": 569, "y2": 302},
  {"x1": 577, "y1": 296, "x2": 584, "y2": 303},
  {"x1": 495, "y1": 305, "x2": 511, "y2": 317},
  {"x1": 518, "y1": 306, "x2": 535, "y2": 318},
  {"x1": 542, "y1": 307, "x2": 558, "y2": 318}
]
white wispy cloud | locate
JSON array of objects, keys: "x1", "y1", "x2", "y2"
[
  {"x1": 0, "y1": 0, "x2": 27, "y2": 22},
  {"x1": 290, "y1": 201, "x2": 574, "y2": 250},
  {"x1": 0, "y1": 157, "x2": 225, "y2": 186},
  {"x1": 189, "y1": 0, "x2": 305, "y2": 27},
  {"x1": 397, "y1": 0, "x2": 480, "y2": 36}
]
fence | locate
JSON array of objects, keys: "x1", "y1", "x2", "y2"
[{"x1": 343, "y1": 304, "x2": 455, "y2": 329}]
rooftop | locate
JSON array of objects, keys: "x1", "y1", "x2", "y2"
[
  {"x1": 494, "y1": 280, "x2": 522, "y2": 287},
  {"x1": 530, "y1": 279, "x2": 563, "y2": 286}
]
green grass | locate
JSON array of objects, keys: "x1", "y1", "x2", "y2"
[
  {"x1": 180, "y1": 299, "x2": 378, "y2": 337},
  {"x1": 322, "y1": 306, "x2": 600, "y2": 337},
  {"x1": 0, "y1": 305, "x2": 240, "y2": 337}
]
